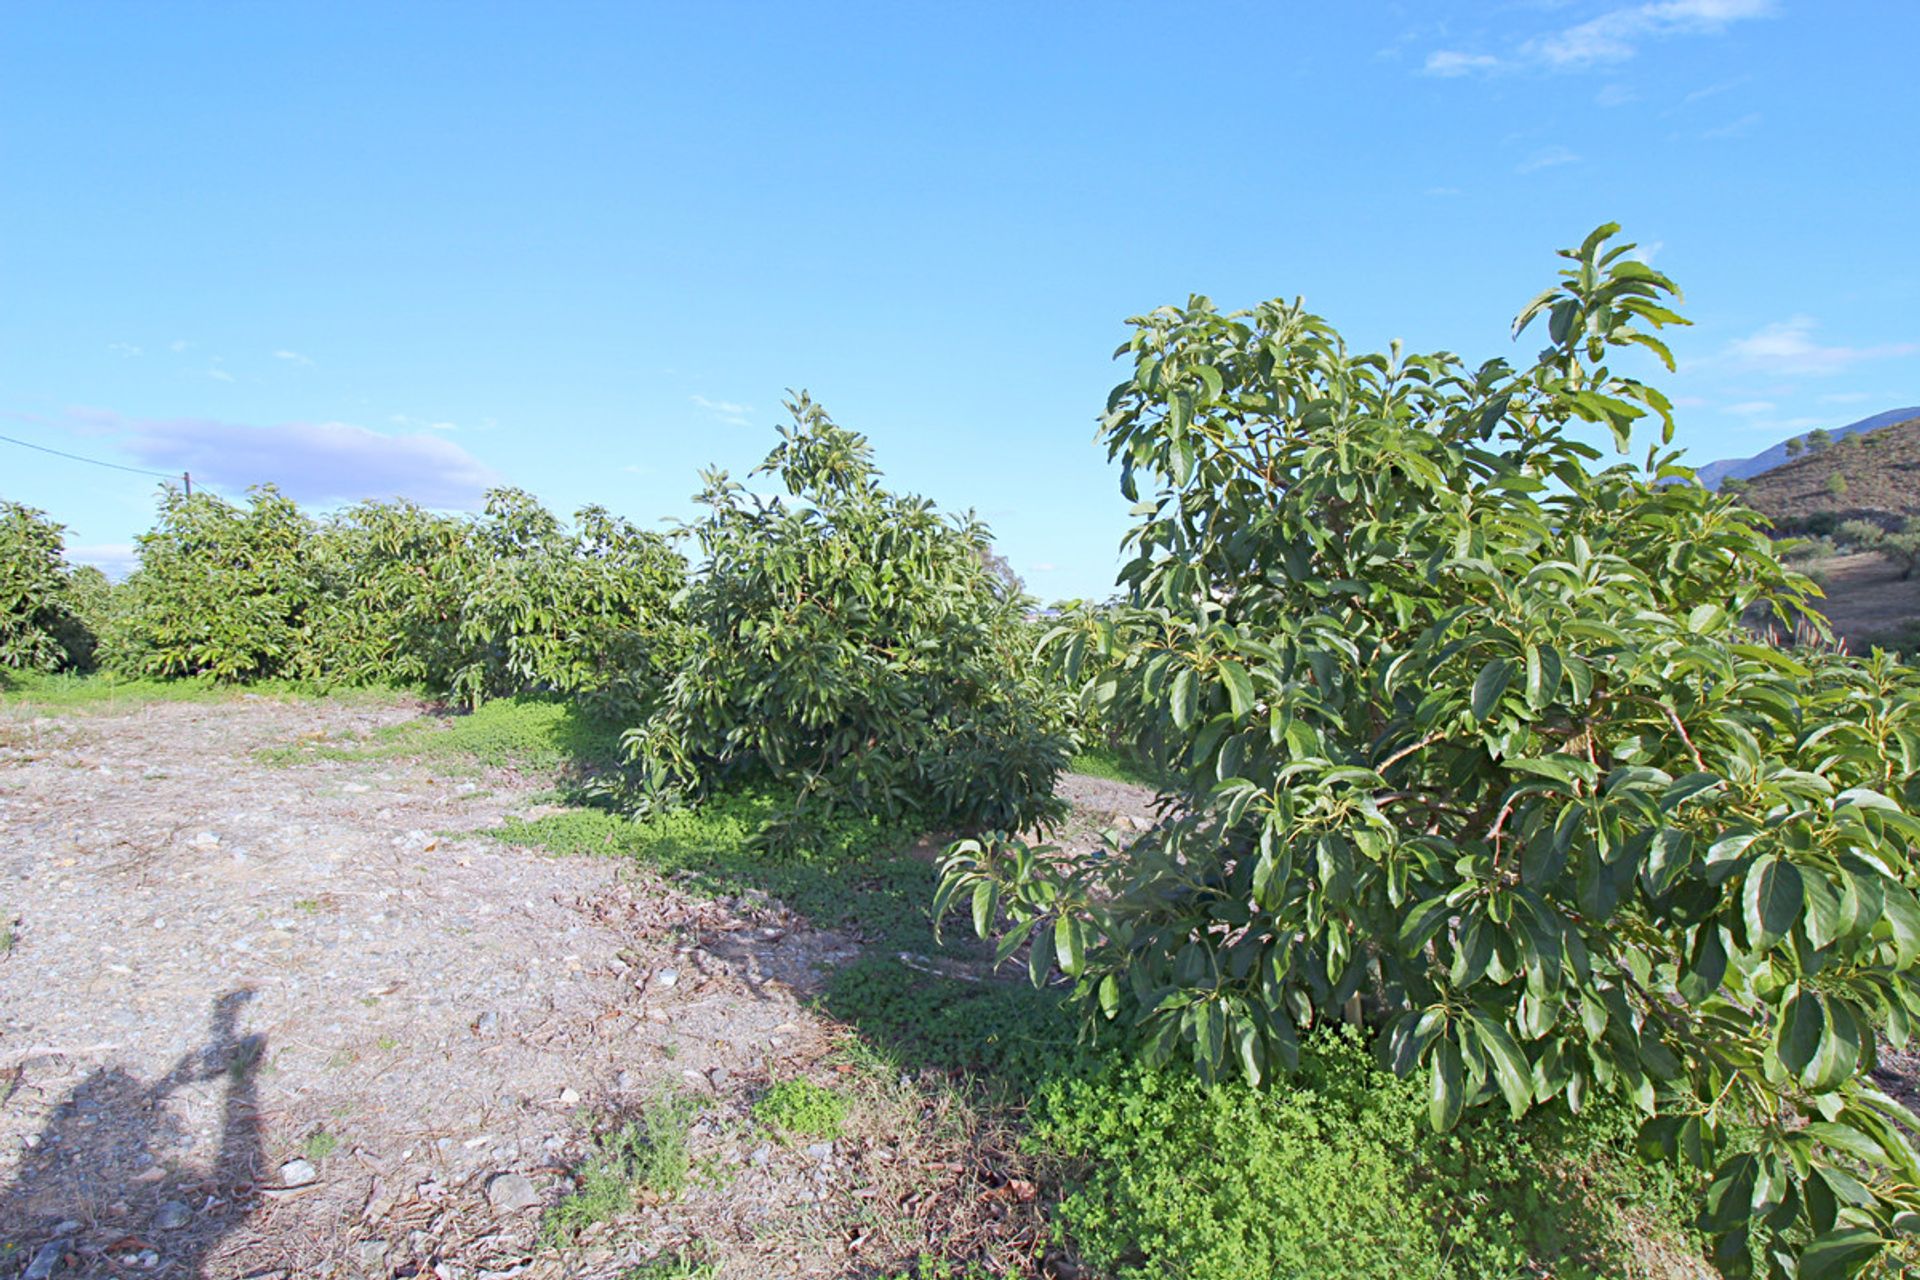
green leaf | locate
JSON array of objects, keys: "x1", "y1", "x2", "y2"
[
  {"x1": 1798, "y1": 1228, "x2": 1886, "y2": 1280},
  {"x1": 1170, "y1": 666, "x2": 1198, "y2": 730},
  {"x1": 971, "y1": 880, "x2": 998, "y2": 939},
  {"x1": 1743, "y1": 856, "x2": 1803, "y2": 951},
  {"x1": 1472, "y1": 658, "x2": 1513, "y2": 722},
  {"x1": 1430, "y1": 1037, "x2": 1465, "y2": 1131},
  {"x1": 1055, "y1": 914, "x2": 1085, "y2": 977},
  {"x1": 1219, "y1": 660, "x2": 1255, "y2": 720},
  {"x1": 1776, "y1": 986, "x2": 1825, "y2": 1077}
]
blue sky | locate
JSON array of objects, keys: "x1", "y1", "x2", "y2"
[{"x1": 3, "y1": 1, "x2": 1915, "y2": 596}]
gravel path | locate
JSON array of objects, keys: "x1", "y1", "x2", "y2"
[{"x1": 0, "y1": 695, "x2": 1090, "y2": 1279}]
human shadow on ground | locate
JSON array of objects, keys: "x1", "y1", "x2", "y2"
[{"x1": 0, "y1": 990, "x2": 265, "y2": 1279}]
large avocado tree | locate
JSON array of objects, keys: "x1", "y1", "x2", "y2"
[{"x1": 941, "y1": 227, "x2": 1920, "y2": 1276}]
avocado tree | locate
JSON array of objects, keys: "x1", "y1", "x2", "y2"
[
  {"x1": 0, "y1": 500, "x2": 97, "y2": 672},
  {"x1": 631, "y1": 394, "x2": 1071, "y2": 850},
  {"x1": 940, "y1": 227, "x2": 1920, "y2": 1276}
]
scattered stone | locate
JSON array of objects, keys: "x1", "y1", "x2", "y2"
[
  {"x1": 154, "y1": 1199, "x2": 192, "y2": 1229},
  {"x1": 707, "y1": 1066, "x2": 731, "y2": 1089},
  {"x1": 473, "y1": 1011, "x2": 499, "y2": 1036},
  {"x1": 52, "y1": 1220, "x2": 81, "y2": 1237},
  {"x1": 280, "y1": 1157, "x2": 318, "y2": 1187},
  {"x1": 351, "y1": 1239, "x2": 390, "y2": 1269},
  {"x1": 805, "y1": 1141, "x2": 834, "y2": 1163},
  {"x1": 652, "y1": 967, "x2": 679, "y2": 990},
  {"x1": 24, "y1": 1242, "x2": 63, "y2": 1280},
  {"x1": 486, "y1": 1171, "x2": 540, "y2": 1213},
  {"x1": 342, "y1": 782, "x2": 371, "y2": 794},
  {"x1": 558, "y1": 1086, "x2": 579, "y2": 1106},
  {"x1": 750, "y1": 1144, "x2": 772, "y2": 1167},
  {"x1": 190, "y1": 831, "x2": 221, "y2": 849}
]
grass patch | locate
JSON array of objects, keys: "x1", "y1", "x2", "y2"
[
  {"x1": 542, "y1": 1094, "x2": 698, "y2": 1248},
  {"x1": 1068, "y1": 744, "x2": 1170, "y2": 790},
  {"x1": 753, "y1": 1078, "x2": 849, "y2": 1139},
  {"x1": 0, "y1": 670, "x2": 330, "y2": 711},
  {"x1": 250, "y1": 695, "x2": 629, "y2": 784},
  {"x1": 302, "y1": 1130, "x2": 339, "y2": 1162}
]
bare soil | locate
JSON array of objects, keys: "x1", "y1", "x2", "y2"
[
  {"x1": 0, "y1": 696, "x2": 1148, "y2": 1279},
  {"x1": 1811, "y1": 551, "x2": 1920, "y2": 647}
]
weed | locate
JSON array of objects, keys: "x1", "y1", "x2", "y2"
[
  {"x1": 302, "y1": 1131, "x2": 339, "y2": 1162},
  {"x1": 291, "y1": 898, "x2": 322, "y2": 913},
  {"x1": 375, "y1": 1035, "x2": 400, "y2": 1052},
  {"x1": 621, "y1": 1245, "x2": 717, "y2": 1280},
  {"x1": 541, "y1": 1094, "x2": 698, "y2": 1247},
  {"x1": 753, "y1": 1078, "x2": 848, "y2": 1139}
]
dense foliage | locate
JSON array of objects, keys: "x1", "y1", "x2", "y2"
[
  {"x1": 941, "y1": 226, "x2": 1920, "y2": 1275},
  {"x1": 1033, "y1": 1027, "x2": 1698, "y2": 1280},
  {"x1": 105, "y1": 486, "x2": 319, "y2": 680},
  {"x1": 628, "y1": 394, "x2": 1071, "y2": 848},
  {"x1": 310, "y1": 490, "x2": 686, "y2": 713},
  {"x1": 101, "y1": 485, "x2": 686, "y2": 712},
  {"x1": 0, "y1": 500, "x2": 99, "y2": 672}
]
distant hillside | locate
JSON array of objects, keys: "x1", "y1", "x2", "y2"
[
  {"x1": 1731, "y1": 414, "x2": 1920, "y2": 531},
  {"x1": 1696, "y1": 406, "x2": 1920, "y2": 490}
]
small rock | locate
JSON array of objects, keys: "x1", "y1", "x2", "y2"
[
  {"x1": 749, "y1": 1144, "x2": 772, "y2": 1167},
  {"x1": 652, "y1": 968, "x2": 679, "y2": 990},
  {"x1": 52, "y1": 1220, "x2": 81, "y2": 1236},
  {"x1": 351, "y1": 1239, "x2": 389, "y2": 1269},
  {"x1": 805, "y1": 1141, "x2": 834, "y2": 1162},
  {"x1": 137, "y1": 1252, "x2": 160, "y2": 1269},
  {"x1": 24, "y1": 1242, "x2": 63, "y2": 1280},
  {"x1": 343, "y1": 782, "x2": 371, "y2": 794},
  {"x1": 707, "y1": 1066, "x2": 731, "y2": 1089},
  {"x1": 191, "y1": 831, "x2": 220, "y2": 849},
  {"x1": 473, "y1": 1011, "x2": 499, "y2": 1036},
  {"x1": 558, "y1": 1087, "x2": 579, "y2": 1106},
  {"x1": 280, "y1": 1157, "x2": 318, "y2": 1187},
  {"x1": 154, "y1": 1199, "x2": 191, "y2": 1229},
  {"x1": 486, "y1": 1171, "x2": 540, "y2": 1213}
]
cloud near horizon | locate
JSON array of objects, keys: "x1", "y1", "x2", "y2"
[
  {"x1": 115, "y1": 415, "x2": 501, "y2": 508},
  {"x1": 1725, "y1": 316, "x2": 1920, "y2": 377}
]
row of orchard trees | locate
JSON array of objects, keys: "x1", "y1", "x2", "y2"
[{"x1": 0, "y1": 401, "x2": 1071, "y2": 847}]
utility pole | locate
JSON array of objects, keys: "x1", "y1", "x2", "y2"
[{"x1": 183, "y1": 471, "x2": 193, "y2": 497}]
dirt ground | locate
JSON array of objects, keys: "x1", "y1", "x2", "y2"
[
  {"x1": 1812, "y1": 551, "x2": 1920, "y2": 648},
  {"x1": 0, "y1": 695, "x2": 1153, "y2": 1279}
]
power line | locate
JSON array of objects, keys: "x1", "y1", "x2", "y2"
[{"x1": 0, "y1": 431, "x2": 182, "y2": 482}]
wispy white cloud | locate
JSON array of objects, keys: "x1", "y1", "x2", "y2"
[
  {"x1": 79, "y1": 410, "x2": 502, "y2": 508},
  {"x1": 207, "y1": 368, "x2": 236, "y2": 383},
  {"x1": 1820, "y1": 391, "x2": 1875, "y2": 405},
  {"x1": 1425, "y1": 185, "x2": 1464, "y2": 197},
  {"x1": 273, "y1": 349, "x2": 315, "y2": 366},
  {"x1": 1722, "y1": 401, "x2": 1776, "y2": 415},
  {"x1": 390, "y1": 413, "x2": 459, "y2": 432},
  {"x1": 108, "y1": 342, "x2": 143, "y2": 357},
  {"x1": 1699, "y1": 112, "x2": 1762, "y2": 139},
  {"x1": 1425, "y1": 0, "x2": 1773, "y2": 77},
  {"x1": 1031, "y1": 562, "x2": 1058, "y2": 573},
  {"x1": 691, "y1": 394, "x2": 754, "y2": 426},
  {"x1": 169, "y1": 339, "x2": 191, "y2": 353},
  {"x1": 1595, "y1": 82, "x2": 1638, "y2": 107},
  {"x1": 1726, "y1": 316, "x2": 1920, "y2": 377},
  {"x1": 1629, "y1": 239, "x2": 1665, "y2": 265},
  {"x1": 1517, "y1": 145, "x2": 1580, "y2": 173},
  {"x1": 1424, "y1": 50, "x2": 1501, "y2": 76}
]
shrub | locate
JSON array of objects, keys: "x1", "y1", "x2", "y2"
[
  {"x1": 104, "y1": 486, "x2": 320, "y2": 681},
  {"x1": 629, "y1": 394, "x2": 1071, "y2": 849},
  {"x1": 1031, "y1": 1029, "x2": 1698, "y2": 1280},
  {"x1": 943, "y1": 226, "x2": 1920, "y2": 1274},
  {"x1": 0, "y1": 500, "x2": 99, "y2": 672}
]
